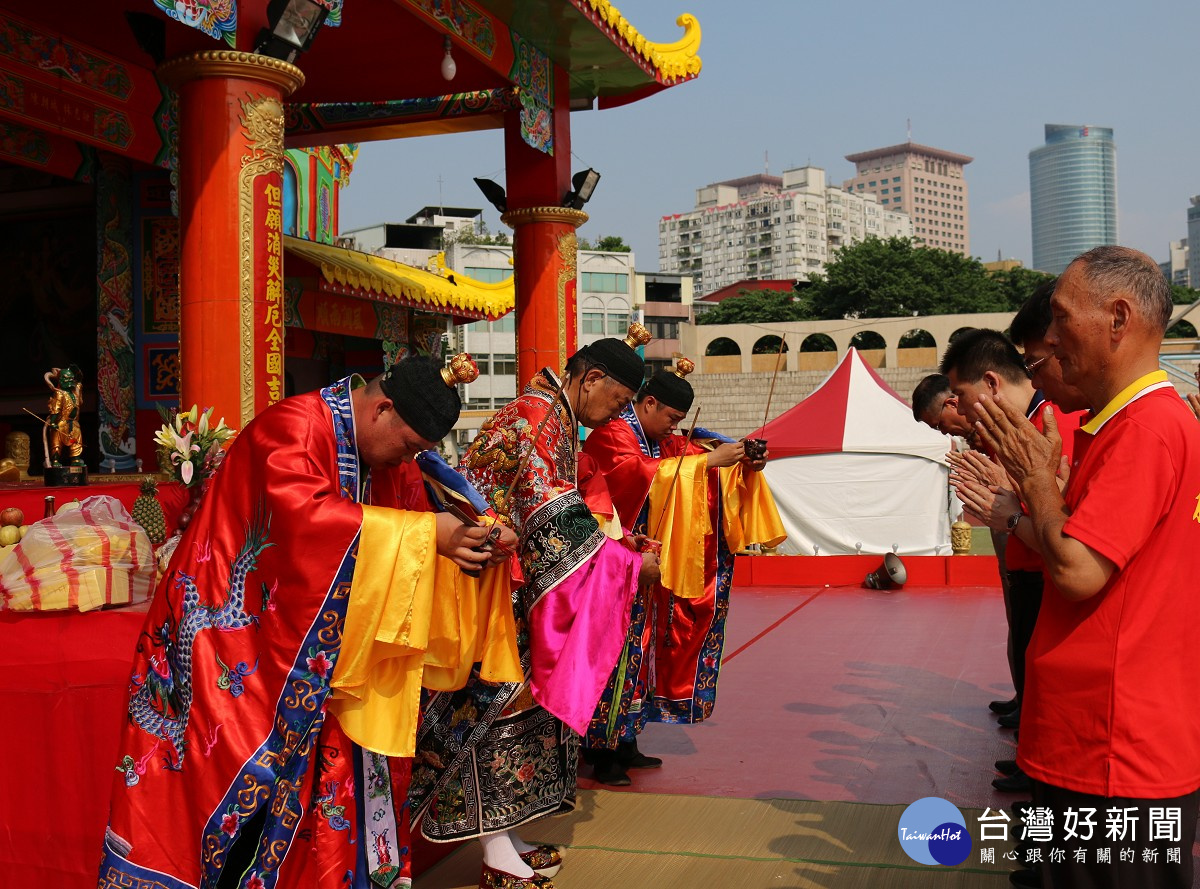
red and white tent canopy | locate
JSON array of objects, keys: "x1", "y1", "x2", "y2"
[
  {"x1": 754, "y1": 349, "x2": 955, "y2": 556},
  {"x1": 751, "y1": 347, "x2": 949, "y2": 463}
]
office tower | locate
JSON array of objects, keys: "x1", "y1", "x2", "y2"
[{"x1": 1029, "y1": 125, "x2": 1117, "y2": 275}]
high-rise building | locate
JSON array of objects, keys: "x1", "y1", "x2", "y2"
[
  {"x1": 1188, "y1": 197, "x2": 1200, "y2": 291},
  {"x1": 843, "y1": 141, "x2": 972, "y2": 256},
  {"x1": 658, "y1": 166, "x2": 911, "y2": 296},
  {"x1": 1160, "y1": 238, "x2": 1190, "y2": 289},
  {"x1": 1029, "y1": 125, "x2": 1118, "y2": 275}
]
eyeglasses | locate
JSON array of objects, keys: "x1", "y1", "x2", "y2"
[{"x1": 1024, "y1": 355, "x2": 1048, "y2": 375}]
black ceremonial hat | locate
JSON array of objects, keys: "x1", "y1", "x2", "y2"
[
  {"x1": 380, "y1": 353, "x2": 478, "y2": 442},
  {"x1": 576, "y1": 322, "x2": 651, "y2": 392},
  {"x1": 642, "y1": 355, "x2": 696, "y2": 412}
]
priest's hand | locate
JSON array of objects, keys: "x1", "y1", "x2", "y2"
[
  {"x1": 434, "y1": 513, "x2": 493, "y2": 572},
  {"x1": 638, "y1": 550, "x2": 661, "y2": 587},
  {"x1": 706, "y1": 440, "x2": 744, "y2": 468},
  {"x1": 487, "y1": 522, "x2": 519, "y2": 565},
  {"x1": 742, "y1": 448, "x2": 768, "y2": 473}
]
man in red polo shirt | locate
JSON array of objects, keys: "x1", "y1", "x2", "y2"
[
  {"x1": 973, "y1": 245, "x2": 1200, "y2": 889},
  {"x1": 942, "y1": 329, "x2": 1084, "y2": 723}
]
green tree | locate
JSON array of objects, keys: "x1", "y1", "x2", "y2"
[
  {"x1": 446, "y1": 223, "x2": 510, "y2": 246},
  {"x1": 802, "y1": 237, "x2": 1008, "y2": 319},
  {"x1": 1170, "y1": 284, "x2": 1200, "y2": 306},
  {"x1": 696, "y1": 288, "x2": 812, "y2": 325},
  {"x1": 593, "y1": 235, "x2": 631, "y2": 253},
  {"x1": 988, "y1": 266, "x2": 1056, "y2": 310}
]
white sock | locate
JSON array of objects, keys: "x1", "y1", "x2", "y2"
[
  {"x1": 479, "y1": 832, "x2": 533, "y2": 878},
  {"x1": 509, "y1": 834, "x2": 537, "y2": 854}
]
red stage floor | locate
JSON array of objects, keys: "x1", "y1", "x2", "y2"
[{"x1": 579, "y1": 583, "x2": 1019, "y2": 810}]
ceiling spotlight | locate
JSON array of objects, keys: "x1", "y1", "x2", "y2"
[
  {"x1": 473, "y1": 177, "x2": 507, "y2": 214},
  {"x1": 562, "y1": 168, "x2": 601, "y2": 210},
  {"x1": 254, "y1": 0, "x2": 328, "y2": 64},
  {"x1": 441, "y1": 35, "x2": 457, "y2": 81}
]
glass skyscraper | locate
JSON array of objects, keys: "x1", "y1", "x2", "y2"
[{"x1": 1029, "y1": 124, "x2": 1117, "y2": 275}]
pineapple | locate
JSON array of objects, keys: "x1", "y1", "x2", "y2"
[{"x1": 133, "y1": 478, "x2": 167, "y2": 545}]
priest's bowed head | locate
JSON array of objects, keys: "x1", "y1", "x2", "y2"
[{"x1": 358, "y1": 353, "x2": 479, "y2": 468}]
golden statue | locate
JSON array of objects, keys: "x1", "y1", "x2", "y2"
[{"x1": 43, "y1": 365, "x2": 84, "y2": 468}]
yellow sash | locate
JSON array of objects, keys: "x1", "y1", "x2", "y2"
[{"x1": 329, "y1": 506, "x2": 521, "y2": 756}]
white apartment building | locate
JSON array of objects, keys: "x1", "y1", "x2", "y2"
[
  {"x1": 341, "y1": 210, "x2": 638, "y2": 450},
  {"x1": 658, "y1": 166, "x2": 912, "y2": 296},
  {"x1": 442, "y1": 242, "x2": 636, "y2": 449}
]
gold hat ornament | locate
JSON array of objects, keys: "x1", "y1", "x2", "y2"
[
  {"x1": 623, "y1": 322, "x2": 652, "y2": 349},
  {"x1": 671, "y1": 353, "x2": 696, "y2": 379},
  {"x1": 441, "y1": 352, "x2": 481, "y2": 386}
]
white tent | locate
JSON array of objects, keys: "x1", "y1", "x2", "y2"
[{"x1": 751, "y1": 348, "x2": 955, "y2": 556}]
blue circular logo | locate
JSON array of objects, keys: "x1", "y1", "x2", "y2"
[{"x1": 897, "y1": 797, "x2": 971, "y2": 866}]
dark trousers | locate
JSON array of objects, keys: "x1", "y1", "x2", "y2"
[
  {"x1": 1007, "y1": 569, "x2": 1043, "y2": 706},
  {"x1": 990, "y1": 529, "x2": 1015, "y2": 688},
  {"x1": 1027, "y1": 779, "x2": 1200, "y2": 889}
]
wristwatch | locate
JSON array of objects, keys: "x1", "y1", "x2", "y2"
[{"x1": 1006, "y1": 512, "x2": 1023, "y2": 531}]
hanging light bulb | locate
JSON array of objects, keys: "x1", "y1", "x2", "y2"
[{"x1": 441, "y1": 35, "x2": 456, "y2": 81}]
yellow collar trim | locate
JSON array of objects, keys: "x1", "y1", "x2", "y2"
[{"x1": 1080, "y1": 370, "x2": 1170, "y2": 434}]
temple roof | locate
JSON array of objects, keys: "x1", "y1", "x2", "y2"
[
  {"x1": 472, "y1": 0, "x2": 703, "y2": 104},
  {"x1": 284, "y1": 236, "x2": 514, "y2": 321}
]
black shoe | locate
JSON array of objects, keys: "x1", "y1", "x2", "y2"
[
  {"x1": 616, "y1": 740, "x2": 662, "y2": 770},
  {"x1": 995, "y1": 759, "x2": 1019, "y2": 776},
  {"x1": 990, "y1": 697, "x2": 1019, "y2": 715},
  {"x1": 992, "y1": 770, "x2": 1032, "y2": 793},
  {"x1": 591, "y1": 751, "x2": 631, "y2": 786},
  {"x1": 1009, "y1": 868, "x2": 1042, "y2": 888},
  {"x1": 997, "y1": 710, "x2": 1021, "y2": 729}
]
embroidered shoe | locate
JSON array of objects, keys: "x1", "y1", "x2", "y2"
[
  {"x1": 518, "y1": 845, "x2": 563, "y2": 878},
  {"x1": 479, "y1": 862, "x2": 557, "y2": 889}
]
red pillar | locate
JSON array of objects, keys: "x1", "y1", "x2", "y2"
[
  {"x1": 159, "y1": 52, "x2": 304, "y2": 432},
  {"x1": 501, "y1": 65, "x2": 585, "y2": 387}
]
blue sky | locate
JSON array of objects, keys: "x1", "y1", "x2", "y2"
[{"x1": 339, "y1": 0, "x2": 1196, "y2": 273}]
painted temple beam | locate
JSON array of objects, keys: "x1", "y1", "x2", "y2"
[{"x1": 283, "y1": 88, "x2": 520, "y2": 148}]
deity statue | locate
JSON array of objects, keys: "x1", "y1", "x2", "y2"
[{"x1": 43, "y1": 365, "x2": 84, "y2": 468}]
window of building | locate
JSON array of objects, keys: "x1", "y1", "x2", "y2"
[
  {"x1": 581, "y1": 312, "x2": 604, "y2": 335},
  {"x1": 646, "y1": 318, "x2": 679, "y2": 340},
  {"x1": 493, "y1": 313, "x2": 515, "y2": 332},
  {"x1": 464, "y1": 266, "x2": 514, "y2": 283},
  {"x1": 580, "y1": 272, "x2": 630, "y2": 293},
  {"x1": 607, "y1": 313, "x2": 630, "y2": 335},
  {"x1": 492, "y1": 353, "x2": 516, "y2": 376}
]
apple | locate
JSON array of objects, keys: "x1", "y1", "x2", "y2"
[{"x1": 0, "y1": 507, "x2": 22, "y2": 527}]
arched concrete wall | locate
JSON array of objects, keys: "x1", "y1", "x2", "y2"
[{"x1": 685, "y1": 312, "x2": 1019, "y2": 373}]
